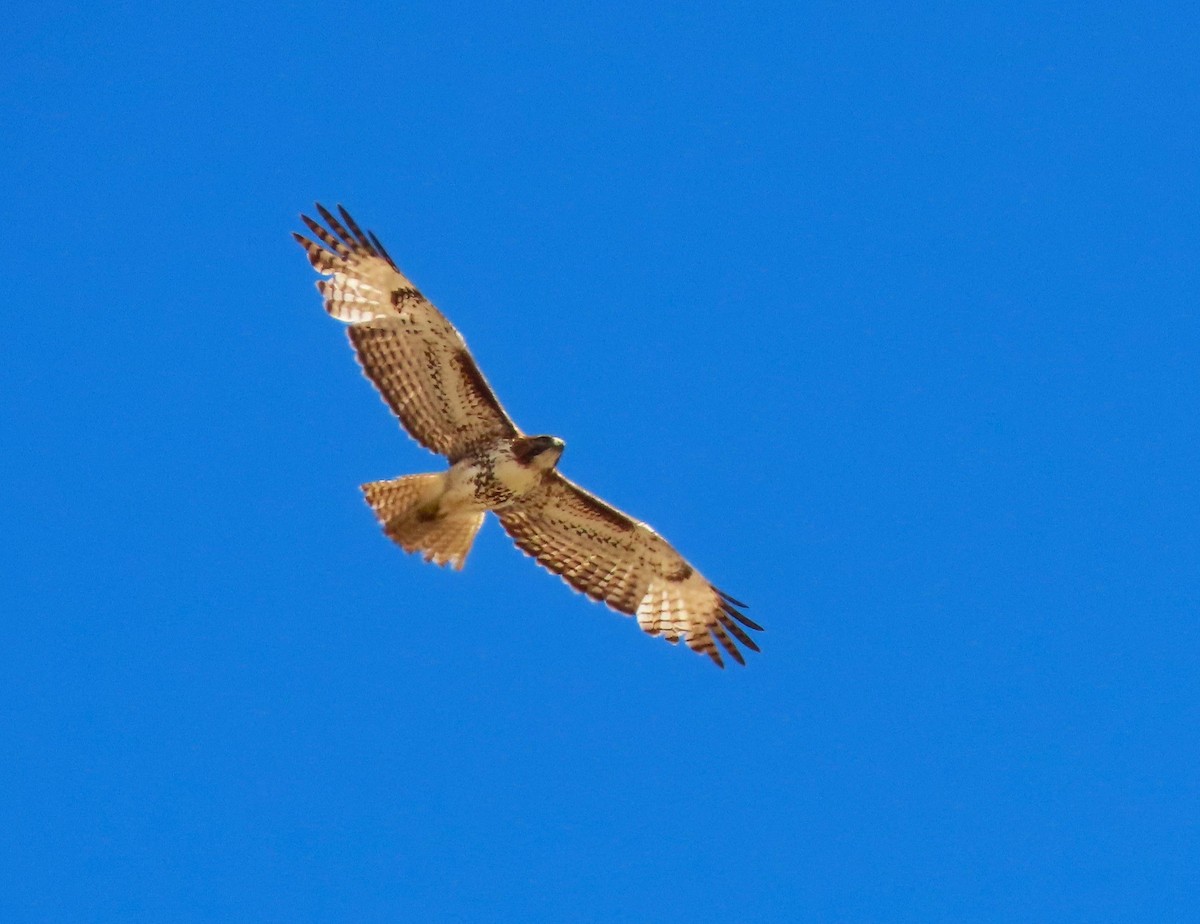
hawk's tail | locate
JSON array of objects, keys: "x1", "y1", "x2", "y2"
[{"x1": 361, "y1": 474, "x2": 483, "y2": 571}]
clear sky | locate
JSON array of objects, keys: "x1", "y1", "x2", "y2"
[{"x1": 2, "y1": 2, "x2": 1197, "y2": 921}]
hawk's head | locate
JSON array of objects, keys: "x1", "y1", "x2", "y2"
[{"x1": 513, "y1": 435, "x2": 565, "y2": 471}]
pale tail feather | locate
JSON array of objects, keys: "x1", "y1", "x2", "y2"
[{"x1": 361, "y1": 474, "x2": 483, "y2": 570}]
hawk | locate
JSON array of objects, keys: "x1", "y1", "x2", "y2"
[{"x1": 294, "y1": 204, "x2": 762, "y2": 667}]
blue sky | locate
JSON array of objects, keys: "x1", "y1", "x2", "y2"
[{"x1": 2, "y1": 2, "x2": 1197, "y2": 921}]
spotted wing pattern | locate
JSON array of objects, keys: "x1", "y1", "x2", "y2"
[
  {"x1": 294, "y1": 204, "x2": 519, "y2": 461},
  {"x1": 497, "y1": 473, "x2": 761, "y2": 667}
]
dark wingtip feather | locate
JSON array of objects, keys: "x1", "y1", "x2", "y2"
[
  {"x1": 299, "y1": 213, "x2": 351, "y2": 258},
  {"x1": 721, "y1": 598, "x2": 763, "y2": 632},
  {"x1": 336, "y1": 204, "x2": 374, "y2": 251},
  {"x1": 693, "y1": 632, "x2": 726, "y2": 668},
  {"x1": 716, "y1": 586, "x2": 749, "y2": 608},
  {"x1": 368, "y1": 230, "x2": 399, "y2": 269},
  {"x1": 719, "y1": 614, "x2": 761, "y2": 653},
  {"x1": 712, "y1": 626, "x2": 746, "y2": 666},
  {"x1": 315, "y1": 202, "x2": 353, "y2": 244}
]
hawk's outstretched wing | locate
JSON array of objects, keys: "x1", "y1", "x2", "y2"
[
  {"x1": 497, "y1": 474, "x2": 761, "y2": 667},
  {"x1": 294, "y1": 204, "x2": 519, "y2": 461}
]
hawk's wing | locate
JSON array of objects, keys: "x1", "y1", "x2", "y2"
[
  {"x1": 496, "y1": 473, "x2": 761, "y2": 667},
  {"x1": 294, "y1": 204, "x2": 520, "y2": 461}
]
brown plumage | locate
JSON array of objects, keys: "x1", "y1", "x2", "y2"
[{"x1": 294, "y1": 204, "x2": 761, "y2": 667}]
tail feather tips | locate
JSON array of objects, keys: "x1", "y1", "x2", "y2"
[{"x1": 362, "y1": 474, "x2": 483, "y2": 570}]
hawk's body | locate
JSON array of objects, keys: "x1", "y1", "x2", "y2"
[{"x1": 294, "y1": 204, "x2": 761, "y2": 667}]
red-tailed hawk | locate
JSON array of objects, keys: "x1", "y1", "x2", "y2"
[{"x1": 294, "y1": 204, "x2": 761, "y2": 667}]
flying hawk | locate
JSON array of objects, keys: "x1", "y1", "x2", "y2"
[{"x1": 294, "y1": 204, "x2": 761, "y2": 667}]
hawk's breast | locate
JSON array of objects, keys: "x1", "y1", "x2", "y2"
[
  {"x1": 489, "y1": 454, "x2": 543, "y2": 499},
  {"x1": 440, "y1": 442, "x2": 543, "y2": 511}
]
